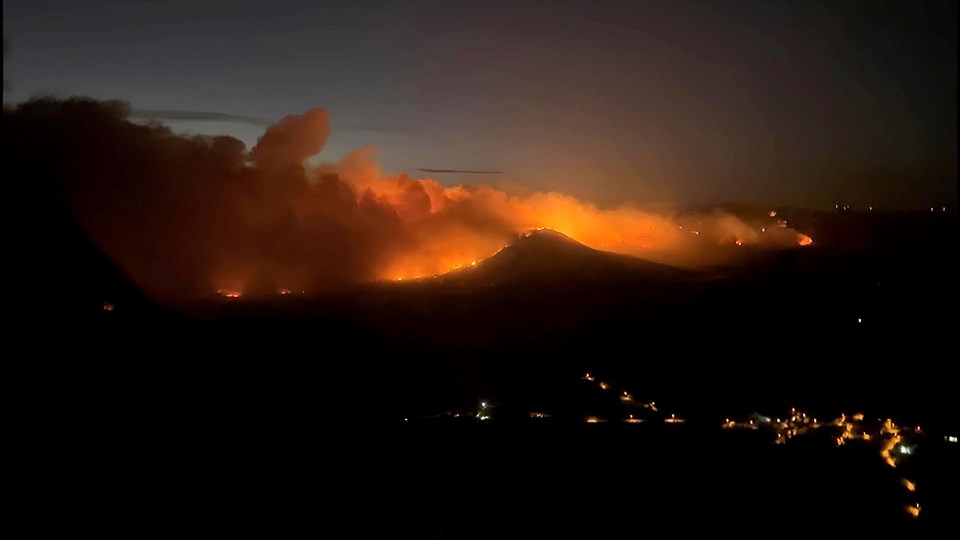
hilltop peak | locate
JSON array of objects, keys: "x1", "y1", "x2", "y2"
[
  {"x1": 440, "y1": 228, "x2": 686, "y2": 285},
  {"x1": 510, "y1": 228, "x2": 596, "y2": 253}
]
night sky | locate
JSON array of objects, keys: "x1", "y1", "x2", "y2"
[{"x1": 4, "y1": 0, "x2": 956, "y2": 209}]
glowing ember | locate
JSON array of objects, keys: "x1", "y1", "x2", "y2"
[
  {"x1": 905, "y1": 504, "x2": 920, "y2": 518},
  {"x1": 797, "y1": 234, "x2": 813, "y2": 246},
  {"x1": 279, "y1": 289, "x2": 292, "y2": 295},
  {"x1": 102, "y1": 302, "x2": 114, "y2": 311},
  {"x1": 769, "y1": 210, "x2": 777, "y2": 217},
  {"x1": 879, "y1": 419, "x2": 901, "y2": 468},
  {"x1": 217, "y1": 290, "x2": 242, "y2": 299},
  {"x1": 901, "y1": 479, "x2": 916, "y2": 492},
  {"x1": 734, "y1": 239, "x2": 743, "y2": 246}
]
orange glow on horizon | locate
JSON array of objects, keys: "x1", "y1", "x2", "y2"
[
  {"x1": 40, "y1": 102, "x2": 820, "y2": 301},
  {"x1": 209, "y1": 157, "x2": 818, "y2": 291},
  {"x1": 315, "y1": 149, "x2": 818, "y2": 284}
]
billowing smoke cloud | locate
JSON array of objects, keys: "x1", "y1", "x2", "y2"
[{"x1": 5, "y1": 98, "x2": 809, "y2": 302}]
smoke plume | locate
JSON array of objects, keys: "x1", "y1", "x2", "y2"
[{"x1": 5, "y1": 98, "x2": 809, "y2": 302}]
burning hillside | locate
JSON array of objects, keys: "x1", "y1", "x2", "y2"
[{"x1": 5, "y1": 98, "x2": 812, "y2": 303}]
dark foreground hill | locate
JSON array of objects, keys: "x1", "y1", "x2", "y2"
[{"x1": 15, "y1": 206, "x2": 959, "y2": 534}]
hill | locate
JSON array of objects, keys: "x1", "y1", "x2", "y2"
[{"x1": 439, "y1": 228, "x2": 690, "y2": 286}]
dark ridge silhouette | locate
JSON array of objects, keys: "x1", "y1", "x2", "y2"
[{"x1": 443, "y1": 228, "x2": 690, "y2": 285}]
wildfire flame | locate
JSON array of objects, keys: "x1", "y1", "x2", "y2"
[
  {"x1": 16, "y1": 99, "x2": 816, "y2": 300},
  {"x1": 202, "y1": 122, "x2": 816, "y2": 292}
]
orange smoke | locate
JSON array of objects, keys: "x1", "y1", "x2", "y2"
[
  {"x1": 322, "y1": 147, "x2": 812, "y2": 281},
  {"x1": 8, "y1": 98, "x2": 814, "y2": 301},
  {"x1": 334, "y1": 154, "x2": 689, "y2": 281}
]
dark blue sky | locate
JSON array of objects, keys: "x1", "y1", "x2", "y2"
[{"x1": 4, "y1": 0, "x2": 956, "y2": 208}]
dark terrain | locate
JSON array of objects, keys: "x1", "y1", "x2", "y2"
[{"x1": 19, "y1": 200, "x2": 959, "y2": 535}]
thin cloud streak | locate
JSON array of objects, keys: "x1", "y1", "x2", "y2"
[
  {"x1": 132, "y1": 110, "x2": 413, "y2": 134},
  {"x1": 132, "y1": 109, "x2": 273, "y2": 126},
  {"x1": 417, "y1": 168, "x2": 503, "y2": 174}
]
